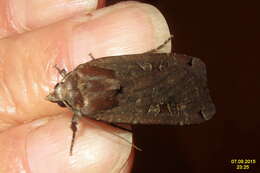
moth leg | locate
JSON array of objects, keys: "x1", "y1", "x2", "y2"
[
  {"x1": 167, "y1": 103, "x2": 173, "y2": 115},
  {"x1": 70, "y1": 114, "x2": 80, "y2": 155},
  {"x1": 145, "y1": 35, "x2": 173, "y2": 53},
  {"x1": 54, "y1": 64, "x2": 67, "y2": 77},
  {"x1": 88, "y1": 53, "x2": 95, "y2": 60},
  {"x1": 176, "y1": 104, "x2": 183, "y2": 117}
]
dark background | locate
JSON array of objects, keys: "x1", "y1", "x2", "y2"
[{"x1": 107, "y1": 1, "x2": 259, "y2": 172}]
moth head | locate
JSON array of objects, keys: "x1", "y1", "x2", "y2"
[{"x1": 46, "y1": 82, "x2": 66, "y2": 106}]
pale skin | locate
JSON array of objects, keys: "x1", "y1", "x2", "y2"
[{"x1": 0, "y1": 0, "x2": 171, "y2": 172}]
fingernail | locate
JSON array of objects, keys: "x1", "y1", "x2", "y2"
[
  {"x1": 13, "y1": 0, "x2": 99, "y2": 30},
  {"x1": 65, "y1": 0, "x2": 98, "y2": 12},
  {"x1": 69, "y1": 2, "x2": 171, "y2": 67},
  {"x1": 27, "y1": 116, "x2": 72, "y2": 173},
  {"x1": 26, "y1": 115, "x2": 133, "y2": 172}
]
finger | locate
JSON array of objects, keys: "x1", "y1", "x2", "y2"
[
  {"x1": 0, "y1": 0, "x2": 105, "y2": 38},
  {"x1": 0, "y1": 113, "x2": 133, "y2": 172},
  {"x1": 0, "y1": 1, "x2": 171, "y2": 130}
]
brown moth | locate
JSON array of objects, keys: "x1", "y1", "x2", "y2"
[{"x1": 46, "y1": 37, "x2": 215, "y2": 155}]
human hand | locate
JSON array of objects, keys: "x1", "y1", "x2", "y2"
[{"x1": 0, "y1": 0, "x2": 171, "y2": 172}]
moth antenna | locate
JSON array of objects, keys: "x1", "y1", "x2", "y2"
[
  {"x1": 145, "y1": 35, "x2": 173, "y2": 53},
  {"x1": 109, "y1": 130, "x2": 142, "y2": 151}
]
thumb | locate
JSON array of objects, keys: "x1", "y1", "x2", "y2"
[
  {"x1": 0, "y1": 113, "x2": 134, "y2": 172},
  {"x1": 0, "y1": 2, "x2": 171, "y2": 128}
]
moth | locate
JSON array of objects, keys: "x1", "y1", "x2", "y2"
[{"x1": 46, "y1": 37, "x2": 216, "y2": 155}]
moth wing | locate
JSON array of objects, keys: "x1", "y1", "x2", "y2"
[{"x1": 86, "y1": 53, "x2": 215, "y2": 125}]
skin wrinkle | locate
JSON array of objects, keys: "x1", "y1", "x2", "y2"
[
  {"x1": 0, "y1": 52, "x2": 29, "y2": 122},
  {"x1": 7, "y1": 0, "x2": 27, "y2": 33},
  {"x1": 21, "y1": 127, "x2": 34, "y2": 173},
  {"x1": 0, "y1": 126, "x2": 31, "y2": 173},
  {"x1": 12, "y1": 58, "x2": 30, "y2": 117},
  {"x1": 46, "y1": 24, "x2": 73, "y2": 72},
  {"x1": 0, "y1": 0, "x2": 11, "y2": 35},
  {"x1": 0, "y1": 46, "x2": 18, "y2": 119},
  {"x1": 1, "y1": 75, "x2": 17, "y2": 115},
  {"x1": 39, "y1": 35, "x2": 61, "y2": 89},
  {"x1": 16, "y1": 27, "x2": 69, "y2": 118},
  {"x1": 27, "y1": 54, "x2": 46, "y2": 105},
  {"x1": 0, "y1": 115, "x2": 19, "y2": 132}
]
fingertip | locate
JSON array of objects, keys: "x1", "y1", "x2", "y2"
[
  {"x1": 0, "y1": 0, "x2": 101, "y2": 38},
  {"x1": 25, "y1": 114, "x2": 133, "y2": 172},
  {"x1": 0, "y1": 113, "x2": 133, "y2": 172}
]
